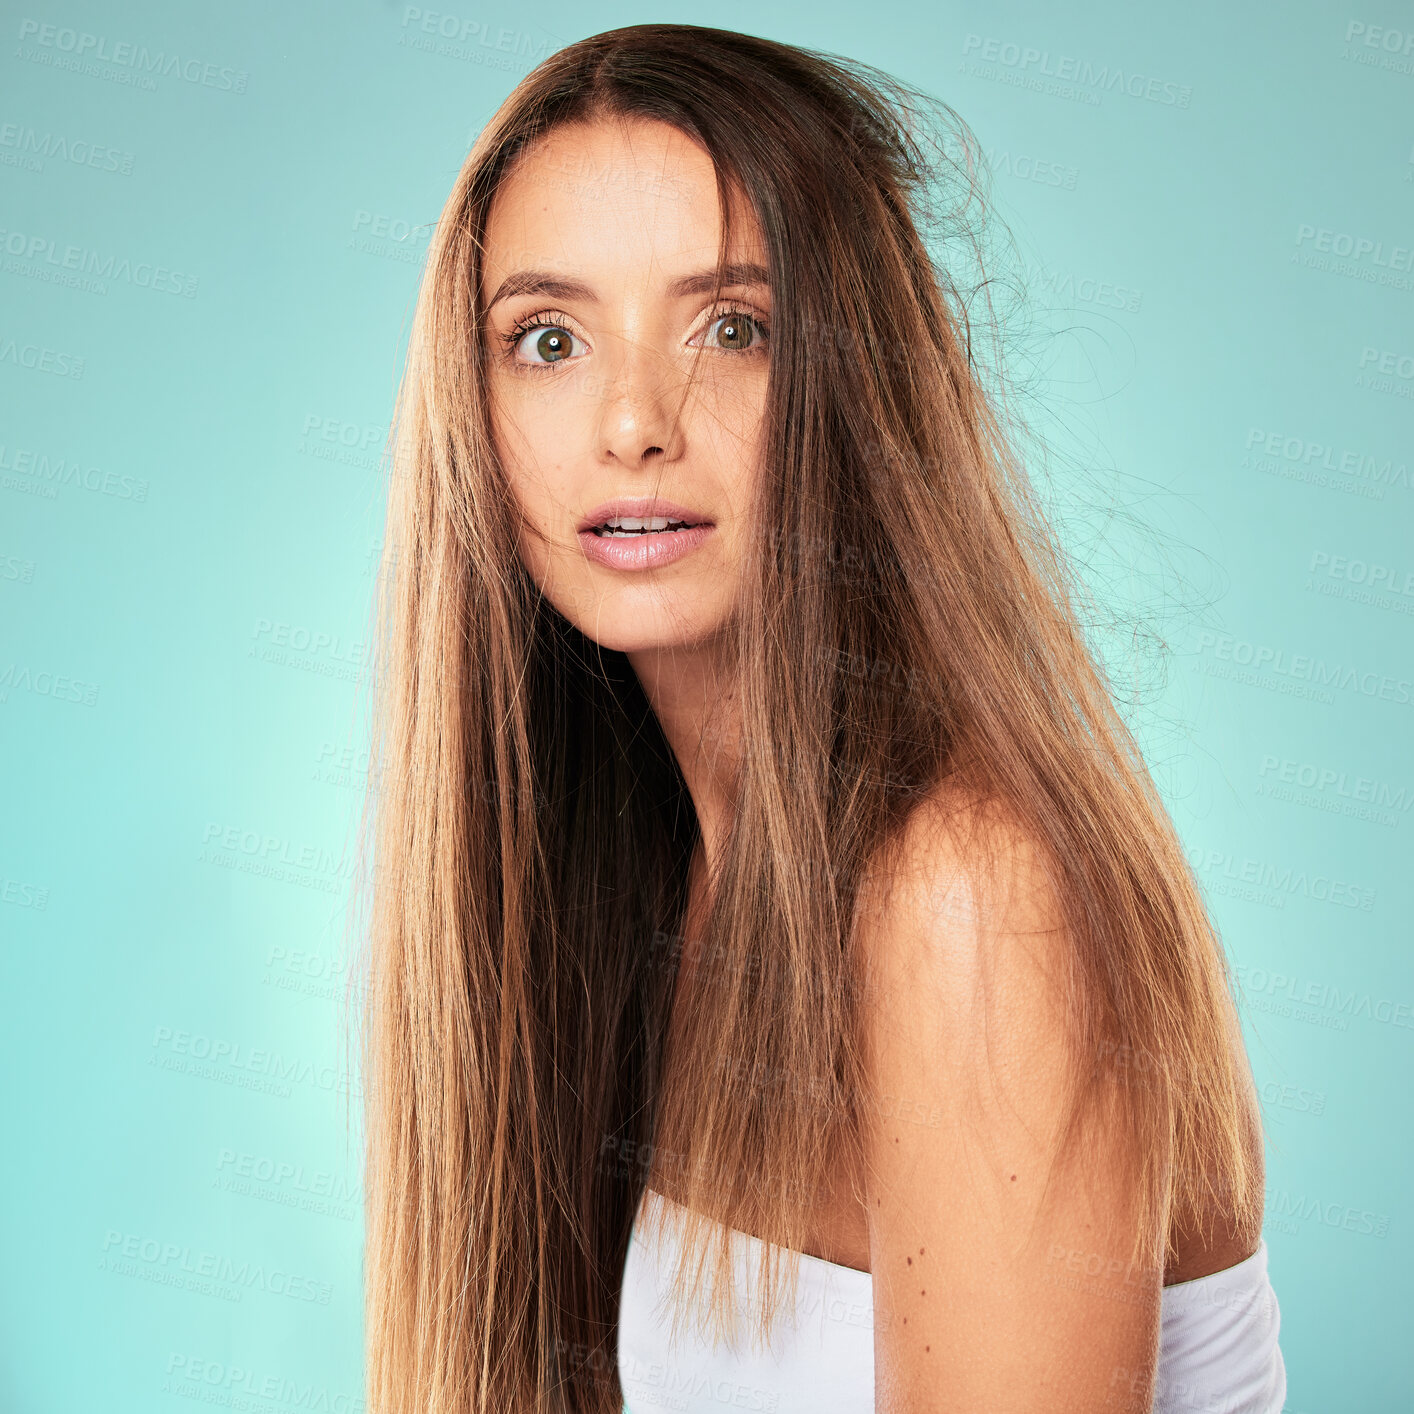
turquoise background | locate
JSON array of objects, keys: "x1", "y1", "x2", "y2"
[{"x1": 2, "y1": 1, "x2": 1410, "y2": 1409}]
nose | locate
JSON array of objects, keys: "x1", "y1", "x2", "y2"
[{"x1": 593, "y1": 338, "x2": 687, "y2": 469}]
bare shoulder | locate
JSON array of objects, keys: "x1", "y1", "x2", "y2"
[
  {"x1": 855, "y1": 779, "x2": 1069, "y2": 1007},
  {"x1": 853, "y1": 779, "x2": 1081, "y2": 1132},
  {"x1": 853, "y1": 780, "x2": 1163, "y2": 1411}
]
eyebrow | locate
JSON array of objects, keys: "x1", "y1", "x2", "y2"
[{"x1": 484, "y1": 260, "x2": 770, "y2": 311}]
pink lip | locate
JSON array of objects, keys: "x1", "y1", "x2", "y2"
[{"x1": 575, "y1": 496, "x2": 716, "y2": 573}]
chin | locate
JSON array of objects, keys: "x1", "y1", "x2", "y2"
[
  {"x1": 545, "y1": 588, "x2": 727, "y2": 657},
  {"x1": 572, "y1": 613, "x2": 722, "y2": 657}
]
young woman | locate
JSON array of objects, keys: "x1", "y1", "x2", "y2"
[{"x1": 354, "y1": 24, "x2": 1286, "y2": 1414}]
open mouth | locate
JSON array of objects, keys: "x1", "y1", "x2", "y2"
[
  {"x1": 591, "y1": 516, "x2": 705, "y2": 538},
  {"x1": 577, "y1": 509, "x2": 714, "y2": 570}
]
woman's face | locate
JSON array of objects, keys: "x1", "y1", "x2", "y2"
[{"x1": 479, "y1": 116, "x2": 771, "y2": 657}]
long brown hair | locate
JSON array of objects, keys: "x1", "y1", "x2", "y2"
[{"x1": 351, "y1": 23, "x2": 1262, "y2": 1413}]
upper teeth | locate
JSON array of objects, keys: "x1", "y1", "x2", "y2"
[{"x1": 600, "y1": 516, "x2": 686, "y2": 532}]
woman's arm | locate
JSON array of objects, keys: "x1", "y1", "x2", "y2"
[{"x1": 858, "y1": 795, "x2": 1164, "y2": 1413}]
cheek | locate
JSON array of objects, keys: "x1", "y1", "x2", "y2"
[
  {"x1": 501, "y1": 472, "x2": 562, "y2": 592},
  {"x1": 693, "y1": 376, "x2": 769, "y2": 472},
  {"x1": 489, "y1": 400, "x2": 564, "y2": 528}
]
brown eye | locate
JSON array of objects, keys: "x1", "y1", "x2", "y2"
[
  {"x1": 521, "y1": 326, "x2": 577, "y2": 363},
  {"x1": 501, "y1": 313, "x2": 586, "y2": 368},
  {"x1": 706, "y1": 312, "x2": 767, "y2": 352}
]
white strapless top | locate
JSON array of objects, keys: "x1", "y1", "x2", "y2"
[{"x1": 618, "y1": 1188, "x2": 1287, "y2": 1413}]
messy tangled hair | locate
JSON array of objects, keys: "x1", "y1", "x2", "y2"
[{"x1": 350, "y1": 22, "x2": 1262, "y2": 1414}]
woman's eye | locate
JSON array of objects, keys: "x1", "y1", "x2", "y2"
[
  {"x1": 702, "y1": 311, "x2": 768, "y2": 352},
  {"x1": 502, "y1": 310, "x2": 767, "y2": 366},
  {"x1": 510, "y1": 323, "x2": 585, "y2": 366}
]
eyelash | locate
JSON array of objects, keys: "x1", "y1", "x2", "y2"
[{"x1": 497, "y1": 303, "x2": 771, "y2": 369}]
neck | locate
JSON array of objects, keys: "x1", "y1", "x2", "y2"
[{"x1": 628, "y1": 637, "x2": 742, "y2": 871}]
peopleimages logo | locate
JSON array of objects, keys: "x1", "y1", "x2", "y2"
[
  {"x1": 1293, "y1": 224, "x2": 1414, "y2": 293},
  {"x1": 1258, "y1": 754, "x2": 1411, "y2": 814},
  {"x1": 99, "y1": 1230, "x2": 332, "y2": 1303},
  {"x1": 1234, "y1": 962, "x2": 1414, "y2": 1033},
  {"x1": 1242, "y1": 428, "x2": 1410, "y2": 497},
  {"x1": 1192, "y1": 630, "x2": 1414, "y2": 707},
  {"x1": 1022, "y1": 260, "x2": 1143, "y2": 312},
  {"x1": 1308, "y1": 551, "x2": 1414, "y2": 599},
  {"x1": 960, "y1": 34, "x2": 1192, "y2": 106},
  {"x1": 14, "y1": 18, "x2": 249, "y2": 92},
  {"x1": 150, "y1": 1024, "x2": 361, "y2": 1098},
  {"x1": 163, "y1": 1354, "x2": 366, "y2": 1410},
  {"x1": 1295, "y1": 224, "x2": 1414, "y2": 271},
  {"x1": 0, "y1": 226, "x2": 198, "y2": 297},
  {"x1": 1187, "y1": 847, "x2": 1376, "y2": 912},
  {"x1": 0, "y1": 122, "x2": 136, "y2": 176},
  {"x1": 1341, "y1": 20, "x2": 1414, "y2": 75}
]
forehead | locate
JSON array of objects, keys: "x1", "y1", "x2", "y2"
[{"x1": 479, "y1": 117, "x2": 765, "y2": 300}]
